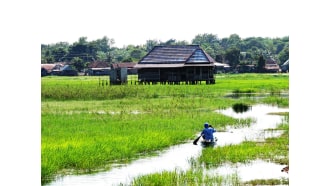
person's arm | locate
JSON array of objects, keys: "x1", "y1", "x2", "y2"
[{"x1": 209, "y1": 125, "x2": 216, "y2": 132}]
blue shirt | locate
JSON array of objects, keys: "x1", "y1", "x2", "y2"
[{"x1": 201, "y1": 127, "x2": 216, "y2": 141}]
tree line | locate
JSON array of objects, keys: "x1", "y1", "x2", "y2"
[{"x1": 41, "y1": 34, "x2": 289, "y2": 72}]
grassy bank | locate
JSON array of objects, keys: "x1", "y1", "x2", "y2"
[{"x1": 41, "y1": 73, "x2": 289, "y2": 183}]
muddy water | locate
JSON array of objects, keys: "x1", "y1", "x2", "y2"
[{"x1": 46, "y1": 104, "x2": 289, "y2": 186}]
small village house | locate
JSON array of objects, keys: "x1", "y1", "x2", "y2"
[
  {"x1": 214, "y1": 62, "x2": 231, "y2": 73},
  {"x1": 135, "y1": 45, "x2": 215, "y2": 84},
  {"x1": 52, "y1": 65, "x2": 78, "y2": 76},
  {"x1": 41, "y1": 63, "x2": 63, "y2": 76},
  {"x1": 86, "y1": 61, "x2": 111, "y2": 76},
  {"x1": 264, "y1": 58, "x2": 280, "y2": 73}
]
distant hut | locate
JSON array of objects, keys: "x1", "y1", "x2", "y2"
[
  {"x1": 86, "y1": 61, "x2": 110, "y2": 76},
  {"x1": 111, "y1": 62, "x2": 137, "y2": 75},
  {"x1": 264, "y1": 58, "x2": 280, "y2": 73},
  {"x1": 110, "y1": 63, "x2": 136, "y2": 85},
  {"x1": 52, "y1": 65, "x2": 78, "y2": 76},
  {"x1": 41, "y1": 63, "x2": 63, "y2": 76},
  {"x1": 135, "y1": 45, "x2": 215, "y2": 84},
  {"x1": 214, "y1": 62, "x2": 231, "y2": 73}
]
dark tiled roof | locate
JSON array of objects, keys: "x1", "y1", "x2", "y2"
[
  {"x1": 111, "y1": 62, "x2": 136, "y2": 69},
  {"x1": 265, "y1": 58, "x2": 280, "y2": 70},
  {"x1": 138, "y1": 45, "x2": 215, "y2": 64},
  {"x1": 265, "y1": 58, "x2": 277, "y2": 64},
  {"x1": 88, "y1": 61, "x2": 110, "y2": 68}
]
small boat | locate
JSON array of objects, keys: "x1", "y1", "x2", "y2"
[{"x1": 201, "y1": 137, "x2": 218, "y2": 147}]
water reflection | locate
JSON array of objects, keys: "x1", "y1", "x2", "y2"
[
  {"x1": 232, "y1": 103, "x2": 251, "y2": 113},
  {"x1": 46, "y1": 104, "x2": 289, "y2": 186},
  {"x1": 207, "y1": 159, "x2": 289, "y2": 182}
]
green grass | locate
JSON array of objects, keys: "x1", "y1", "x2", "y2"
[
  {"x1": 130, "y1": 113, "x2": 289, "y2": 186},
  {"x1": 41, "y1": 73, "x2": 289, "y2": 184},
  {"x1": 41, "y1": 102, "x2": 251, "y2": 183},
  {"x1": 198, "y1": 113, "x2": 289, "y2": 167},
  {"x1": 131, "y1": 169, "x2": 241, "y2": 186},
  {"x1": 42, "y1": 74, "x2": 288, "y2": 101}
]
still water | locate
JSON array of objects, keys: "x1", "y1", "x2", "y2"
[{"x1": 46, "y1": 104, "x2": 289, "y2": 186}]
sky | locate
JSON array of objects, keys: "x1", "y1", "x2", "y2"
[
  {"x1": 39, "y1": 0, "x2": 290, "y2": 48},
  {"x1": 2, "y1": 0, "x2": 330, "y2": 185}
]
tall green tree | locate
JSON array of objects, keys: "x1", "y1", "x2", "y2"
[
  {"x1": 256, "y1": 54, "x2": 266, "y2": 72},
  {"x1": 71, "y1": 57, "x2": 84, "y2": 72},
  {"x1": 225, "y1": 47, "x2": 240, "y2": 68},
  {"x1": 227, "y1": 34, "x2": 241, "y2": 48},
  {"x1": 145, "y1": 39, "x2": 160, "y2": 52},
  {"x1": 42, "y1": 49, "x2": 55, "y2": 63},
  {"x1": 68, "y1": 38, "x2": 90, "y2": 62},
  {"x1": 130, "y1": 49, "x2": 144, "y2": 60},
  {"x1": 96, "y1": 51, "x2": 108, "y2": 61},
  {"x1": 51, "y1": 47, "x2": 68, "y2": 62}
]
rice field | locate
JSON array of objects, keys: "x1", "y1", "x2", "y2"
[{"x1": 41, "y1": 73, "x2": 289, "y2": 184}]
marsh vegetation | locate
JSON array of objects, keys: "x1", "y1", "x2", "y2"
[{"x1": 42, "y1": 73, "x2": 289, "y2": 185}]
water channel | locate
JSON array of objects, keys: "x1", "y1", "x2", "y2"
[{"x1": 46, "y1": 104, "x2": 289, "y2": 186}]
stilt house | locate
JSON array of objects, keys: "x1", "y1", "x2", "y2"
[{"x1": 135, "y1": 45, "x2": 215, "y2": 84}]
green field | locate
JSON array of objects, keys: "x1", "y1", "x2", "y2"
[{"x1": 41, "y1": 73, "x2": 289, "y2": 184}]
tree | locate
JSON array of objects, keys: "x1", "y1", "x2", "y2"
[
  {"x1": 111, "y1": 47, "x2": 129, "y2": 62},
  {"x1": 225, "y1": 47, "x2": 240, "y2": 68},
  {"x1": 78, "y1": 37, "x2": 88, "y2": 44},
  {"x1": 145, "y1": 39, "x2": 160, "y2": 52},
  {"x1": 192, "y1": 33, "x2": 221, "y2": 59},
  {"x1": 68, "y1": 40, "x2": 89, "y2": 62},
  {"x1": 278, "y1": 45, "x2": 289, "y2": 64},
  {"x1": 96, "y1": 51, "x2": 108, "y2": 61},
  {"x1": 242, "y1": 37, "x2": 266, "y2": 52},
  {"x1": 52, "y1": 47, "x2": 68, "y2": 62},
  {"x1": 41, "y1": 35, "x2": 289, "y2": 73},
  {"x1": 264, "y1": 38, "x2": 275, "y2": 55},
  {"x1": 97, "y1": 36, "x2": 113, "y2": 52},
  {"x1": 175, "y1": 40, "x2": 189, "y2": 45},
  {"x1": 130, "y1": 49, "x2": 144, "y2": 60},
  {"x1": 227, "y1": 34, "x2": 241, "y2": 48},
  {"x1": 122, "y1": 57, "x2": 133, "y2": 62},
  {"x1": 71, "y1": 57, "x2": 85, "y2": 72},
  {"x1": 192, "y1": 33, "x2": 219, "y2": 44},
  {"x1": 161, "y1": 38, "x2": 176, "y2": 45},
  {"x1": 256, "y1": 54, "x2": 266, "y2": 72},
  {"x1": 42, "y1": 49, "x2": 55, "y2": 63},
  {"x1": 215, "y1": 51, "x2": 225, "y2": 62}
]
